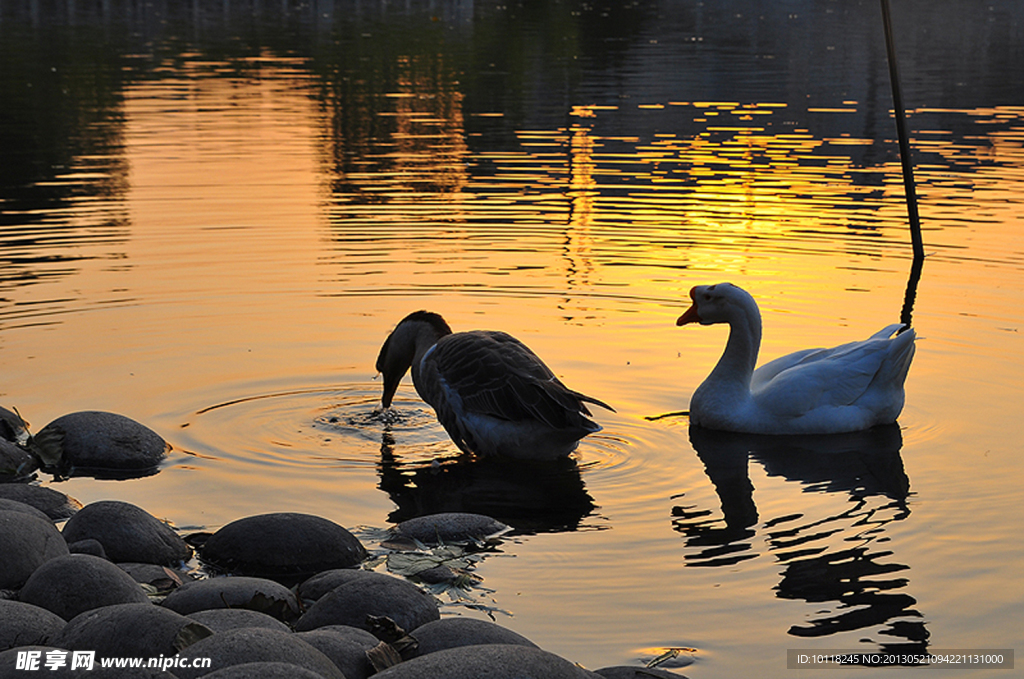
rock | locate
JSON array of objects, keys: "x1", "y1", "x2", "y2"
[
  {"x1": 0, "y1": 510, "x2": 69, "y2": 589},
  {"x1": 173, "y1": 628, "x2": 345, "y2": 679},
  {"x1": 56, "y1": 603, "x2": 212, "y2": 658},
  {"x1": 117, "y1": 563, "x2": 193, "y2": 592},
  {"x1": 161, "y1": 576, "x2": 300, "y2": 623},
  {"x1": 294, "y1": 572, "x2": 439, "y2": 634},
  {"x1": 0, "y1": 485, "x2": 80, "y2": 521},
  {"x1": 0, "y1": 407, "x2": 29, "y2": 444},
  {"x1": 391, "y1": 513, "x2": 510, "y2": 546},
  {"x1": 371, "y1": 644, "x2": 602, "y2": 678},
  {"x1": 595, "y1": 667, "x2": 688, "y2": 679},
  {"x1": 0, "y1": 646, "x2": 76, "y2": 679},
  {"x1": 18, "y1": 554, "x2": 150, "y2": 620},
  {"x1": 408, "y1": 618, "x2": 538, "y2": 658},
  {"x1": 32, "y1": 411, "x2": 168, "y2": 478},
  {"x1": 61, "y1": 501, "x2": 191, "y2": 566},
  {"x1": 0, "y1": 439, "x2": 34, "y2": 481},
  {"x1": 87, "y1": 667, "x2": 180, "y2": 679},
  {"x1": 67, "y1": 539, "x2": 108, "y2": 559},
  {"x1": 201, "y1": 662, "x2": 327, "y2": 679},
  {"x1": 298, "y1": 569, "x2": 376, "y2": 602},
  {"x1": 0, "y1": 600, "x2": 66, "y2": 651},
  {"x1": 0, "y1": 499, "x2": 50, "y2": 522},
  {"x1": 199, "y1": 513, "x2": 367, "y2": 582},
  {"x1": 187, "y1": 609, "x2": 291, "y2": 633},
  {"x1": 295, "y1": 627, "x2": 379, "y2": 679}
]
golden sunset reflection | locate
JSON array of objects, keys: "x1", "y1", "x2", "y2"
[{"x1": 1, "y1": 5, "x2": 1023, "y2": 675}]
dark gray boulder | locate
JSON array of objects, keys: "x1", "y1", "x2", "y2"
[
  {"x1": 32, "y1": 411, "x2": 168, "y2": 477},
  {"x1": 0, "y1": 439, "x2": 34, "y2": 481},
  {"x1": 18, "y1": 554, "x2": 150, "y2": 620},
  {"x1": 295, "y1": 627, "x2": 379, "y2": 679},
  {"x1": 371, "y1": 644, "x2": 601, "y2": 678},
  {"x1": 201, "y1": 662, "x2": 327, "y2": 679},
  {"x1": 61, "y1": 501, "x2": 191, "y2": 566},
  {"x1": 199, "y1": 513, "x2": 367, "y2": 582},
  {"x1": 392, "y1": 513, "x2": 510, "y2": 546},
  {"x1": 161, "y1": 576, "x2": 300, "y2": 623},
  {"x1": 0, "y1": 646, "x2": 75, "y2": 679},
  {"x1": 294, "y1": 572, "x2": 439, "y2": 634},
  {"x1": 87, "y1": 667, "x2": 180, "y2": 679},
  {"x1": 298, "y1": 569, "x2": 376, "y2": 602},
  {"x1": 408, "y1": 618, "x2": 538, "y2": 658},
  {"x1": 172, "y1": 628, "x2": 346, "y2": 679},
  {"x1": 67, "y1": 538, "x2": 108, "y2": 559},
  {"x1": 0, "y1": 407, "x2": 29, "y2": 444},
  {"x1": 187, "y1": 609, "x2": 291, "y2": 633},
  {"x1": 56, "y1": 603, "x2": 212, "y2": 658},
  {"x1": 0, "y1": 499, "x2": 50, "y2": 522},
  {"x1": 0, "y1": 600, "x2": 66, "y2": 650},
  {"x1": 0, "y1": 510, "x2": 69, "y2": 589},
  {"x1": 595, "y1": 667, "x2": 689, "y2": 679},
  {"x1": 0, "y1": 485, "x2": 81, "y2": 520}
]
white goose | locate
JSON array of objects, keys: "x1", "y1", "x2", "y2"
[
  {"x1": 677, "y1": 283, "x2": 915, "y2": 435},
  {"x1": 376, "y1": 311, "x2": 613, "y2": 460}
]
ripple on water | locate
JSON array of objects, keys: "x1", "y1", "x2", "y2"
[{"x1": 179, "y1": 384, "x2": 458, "y2": 471}]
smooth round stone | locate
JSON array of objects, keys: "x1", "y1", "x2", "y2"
[
  {"x1": 0, "y1": 600, "x2": 66, "y2": 651},
  {"x1": 34, "y1": 411, "x2": 168, "y2": 476},
  {"x1": 0, "y1": 439, "x2": 34, "y2": 481},
  {"x1": 0, "y1": 510, "x2": 69, "y2": 589},
  {"x1": 408, "y1": 618, "x2": 538, "y2": 658},
  {"x1": 0, "y1": 485, "x2": 81, "y2": 520},
  {"x1": 392, "y1": 513, "x2": 510, "y2": 545},
  {"x1": 201, "y1": 662, "x2": 327, "y2": 679},
  {"x1": 188, "y1": 609, "x2": 291, "y2": 633},
  {"x1": 87, "y1": 667, "x2": 180, "y2": 679},
  {"x1": 294, "y1": 572, "x2": 439, "y2": 634},
  {"x1": 161, "y1": 576, "x2": 300, "y2": 622},
  {"x1": 295, "y1": 628, "x2": 379, "y2": 679},
  {"x1": 595, "y1": 667, "x2": 688, "y2": 679},
  {"x1": 0, "y1": 499, "x2": 50, "y2": 522},
  {"x1": 173, "y1": 628, "x2": 345, "y2": 679},
  {"x1": 67, "y1": 538, "x2": 108, "y2": 559},
  {"x1": 0, "y1": 646, "x2": 75, "y2": 679},
  {"x1": 298, "y1": 568, "x2": 376, "y2": 602},
  {"x1": 56, "y1": 603, "x2": 212, "y2": 658},
  {"x1": 371, "y1": 644, "x2": 602, "y2": 678},
  {"x1": 199, "y1": 513, "x2": 367, "y2": 581},
  {"x1": 0, "y1": 407, "x2": 29, "y2": 443},
  {"x1": 61, "y1": 500, "x2": 191, "y2": 566},
  {"x1": 19, "y1": 554, "x2": 150, "y2": 620}
]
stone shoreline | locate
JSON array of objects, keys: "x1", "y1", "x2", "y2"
[{"x1": 0, "y1": 409, "x2": 688, "y2": 678}]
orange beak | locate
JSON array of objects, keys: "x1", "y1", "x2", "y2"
[{"x1": 676, "y1": 304, "x2": 701, "y2": 326}]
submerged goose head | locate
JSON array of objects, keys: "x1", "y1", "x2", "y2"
[{"x1": 376, "y1": 310, "x2": 452, "y2": 409}]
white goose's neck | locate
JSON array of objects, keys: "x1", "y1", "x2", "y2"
[{"x1": 707, "y1": 303, "x2": 761, "y2": 390}]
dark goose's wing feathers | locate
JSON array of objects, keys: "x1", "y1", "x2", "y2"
[{"x1": 430, "y1": 331, "x2": 612, "y2": 428}]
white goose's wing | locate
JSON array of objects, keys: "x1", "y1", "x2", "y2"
[{"x1": 752, "y1": 325, "x2": 907, "y2": 419}]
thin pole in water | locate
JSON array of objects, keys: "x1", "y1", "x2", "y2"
[{"x1": 879, "y1": 0, "x2": 925, "y2": 327}]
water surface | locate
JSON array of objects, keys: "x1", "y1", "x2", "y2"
[{"x1": 1, "y1": 1, "x2": 1022, "y2": 676}]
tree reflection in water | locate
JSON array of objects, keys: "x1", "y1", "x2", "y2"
[{"x1": 674, "y1": 424, "x2": 928, "y2": 652}]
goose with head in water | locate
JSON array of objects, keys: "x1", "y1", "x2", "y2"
[
  {"x1": 376, "y1": 311, "x2": 613, "y2": 460},
  {"x1": 677, "y1": 283, "x2": 915, "y2": 435}
]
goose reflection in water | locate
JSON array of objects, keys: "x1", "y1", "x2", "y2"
[
  {"x1": 374, "y1": 431, "x2": 598, "y2": 534},
  {"x1": 675, "y1": 424, "x2": 929, "y2": 652}
]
